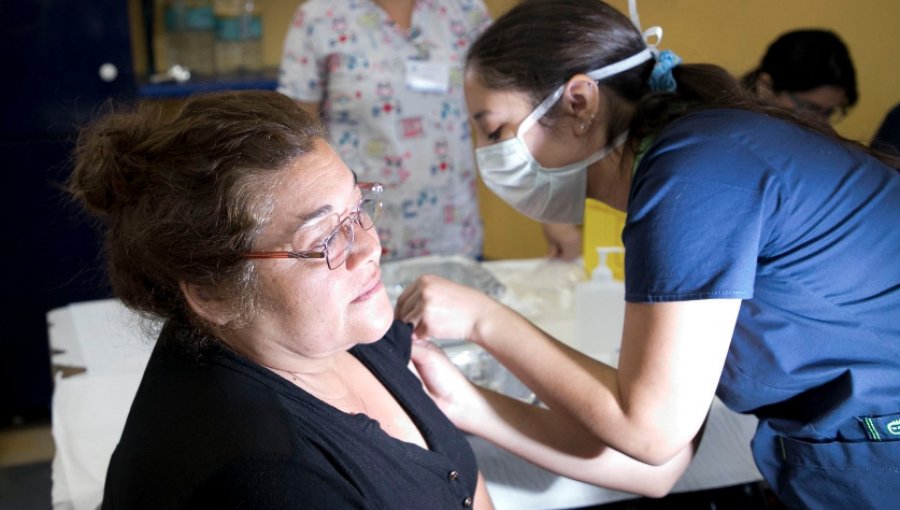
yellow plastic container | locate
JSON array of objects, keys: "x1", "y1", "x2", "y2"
[{"x1": 582, "y1": 198, "x2": 626, "y2": 281}]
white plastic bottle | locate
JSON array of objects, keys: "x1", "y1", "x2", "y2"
[{"x1": 574, "y1": 246, "x2": 626, "y2": 365}]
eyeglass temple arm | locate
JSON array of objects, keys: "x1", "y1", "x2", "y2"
[{"x1": 243, "y1": 252, "x2": 326, "y2": 259}]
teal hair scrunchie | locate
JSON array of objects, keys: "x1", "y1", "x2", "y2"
[{"x1": 648, "y1": 50, "x2": 682, "y2": 92}]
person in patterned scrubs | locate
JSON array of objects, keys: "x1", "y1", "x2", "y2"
[{"x1": 278, "y1": 0, "x2": 491, "y2": 261}]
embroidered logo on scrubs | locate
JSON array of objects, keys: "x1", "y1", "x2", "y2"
[
  {"x1": 887, "y1": 419, "x2": 900, "y2": 436},
  {"x1": 859, "y1": 413, "x2": 900, "y2": 441}
]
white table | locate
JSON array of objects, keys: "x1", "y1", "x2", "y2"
[{"x1": 48, "y1": 257, "x2": 761, "y2": 510}]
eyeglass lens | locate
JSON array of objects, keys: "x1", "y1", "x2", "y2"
[
  {"x1": 324, "y1": 216, "x2": 356, "y2": 270},
  {"x1": 323, "y1": 183, "x2": 383, "y2": 269},
  {"x1": 358, "y1": 183, "x2": 383, "y2": 228}
]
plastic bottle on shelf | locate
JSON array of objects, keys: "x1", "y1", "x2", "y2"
[
  {"x1": 213, "y1": 0, "x2": 263, "y2": 74},
  {"x1": 164, "y1": 0, "x2": 216, "y2": 77},
  {"x1": 574, "y1": 246, "x2": 626, "y2": 365}
]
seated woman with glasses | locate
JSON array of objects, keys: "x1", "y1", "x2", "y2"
[
  {"x1": 69, "y1": 90, "x2": 492, "y2": 509},
  {"x1": 742, "y1": 29, "x2": 857, "y2": 124}
]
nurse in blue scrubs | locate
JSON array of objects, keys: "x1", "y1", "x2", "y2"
[{"x1": 396, "y1": 0, "x2": 900, "y2": 507}]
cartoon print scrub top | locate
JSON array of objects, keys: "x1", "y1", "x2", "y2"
[{"x1": 278, "y1": 0, "x2": 490, "y2": 260}]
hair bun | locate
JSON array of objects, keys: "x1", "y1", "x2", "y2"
[{"x1": 69, "y1": 107, "x2": 160, "y2": 219}]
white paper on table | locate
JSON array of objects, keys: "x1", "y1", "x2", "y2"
[
  {"x1": 48, "y1": 306, "x2": 85, "y2": 368},
  {"x1": 484, "y1": 258, "x2": 583, "y2": 326},
  {"x1": 51, "y1": 451, "x2": 73, "y2": 510},
  {"x1": 68, "y1": 299, "x2": 157, "y2": 374},
  {"x1": 52, "y1": 370, "x2": 145, "y2": 510}
]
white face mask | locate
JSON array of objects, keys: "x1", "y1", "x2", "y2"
[{"x1": 475, "y1": 49, "x2": 652, "y2": 224}]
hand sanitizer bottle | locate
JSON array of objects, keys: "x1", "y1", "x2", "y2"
[{"x1": 574, "y1": 246, "x2": 625, "y2": 365}]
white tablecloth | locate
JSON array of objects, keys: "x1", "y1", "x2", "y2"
[{"x1": 49, "y1": 257, "x2": 761, "y2": 510}]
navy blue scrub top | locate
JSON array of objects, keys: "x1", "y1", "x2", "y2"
[{"x1": 623, "y1": 109, "x2": 900, "y2": 507}]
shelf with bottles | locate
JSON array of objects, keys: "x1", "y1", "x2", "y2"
[
  {"x1": 137, "y1": 0, "x2": 275, "y2": 98},
  {"x1": 137, "y1": 67, "x2": 278, "y2": 98}
]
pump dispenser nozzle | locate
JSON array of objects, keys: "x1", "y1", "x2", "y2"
[{"x1": 592, "y1": 246, "x2": 625, "y2": 281}]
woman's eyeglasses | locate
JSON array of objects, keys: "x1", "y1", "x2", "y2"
[{"x1": 243, "y1": 182, "x2": 383, "y2": 270}]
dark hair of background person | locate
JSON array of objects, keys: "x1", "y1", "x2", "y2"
[
  {"x1": 741, "y1": 29, "x2": 858, "y2": 107},
  {"x1": 466, "y1": 0, "x2": 900, "y2": 169},
  {"x1": 68, "y1": 91, "x2": 326, "y2": 349}
]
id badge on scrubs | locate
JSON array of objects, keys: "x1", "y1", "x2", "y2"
[{"x1": 405, "y1": 59, "x2": 450, "y2": 94}]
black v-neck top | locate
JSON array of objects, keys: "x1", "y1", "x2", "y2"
[{"x1": 101, "y1": 320, "x2": 479, "y2": 509}]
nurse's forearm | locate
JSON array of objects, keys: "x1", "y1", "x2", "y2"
[
  {"x1": 469, "y1": 308, "x2": 695, "y2": 465},
  {"x1": 470, "y1": 297, "x2": 738, "y2": 466},
  {"x1": 459, "y1": 386, "x2": 695, "y2": 497}
]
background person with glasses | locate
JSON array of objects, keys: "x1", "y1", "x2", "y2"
[
  {"x1": 68, "y1": 90, "x2": 492, "y2": 509},
  {"x1": 742, "y1": 28, "x2": 857, "y2": 124}
]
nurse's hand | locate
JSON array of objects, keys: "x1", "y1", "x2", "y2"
[
  {"x1": 543, "y1": 223, "x2": 582, "y2": 261},
  {"x1": 395, "y1": 274, "x2": 505, "y2": 345},
  {"x1": 409, "y1": 338, "x2": 483, "y2": 427}
]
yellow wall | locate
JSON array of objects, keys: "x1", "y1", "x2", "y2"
[{"x1": 132, "y1": 0, "x2": 900, "y2": 260}]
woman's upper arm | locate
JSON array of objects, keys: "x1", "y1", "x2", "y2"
[
  {"x1": 614, "y1": 298, "x2": 741, "y2": 463},
  {"x1": 474, "y1": 471, "x2": 494, "y2": 510}
]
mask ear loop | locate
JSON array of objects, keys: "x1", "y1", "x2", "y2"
[
  {"x1": 628, "y1": 0, "x2": 664, "y2": 55},
  {"x1": 516, "y1": 1, "x2": 663, "y2": 141},
  {"x1": 517, "y1": 49, "x2": 655, "y2": 140},
  {"x1": 516, "y1": 87, "x2": 566, "y2": 139}
]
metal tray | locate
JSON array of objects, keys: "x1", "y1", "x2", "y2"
[
  {"x1": 381, "y1": 255, "x2": 505, "y2": 306},
  {"x1": 443, "y1": 342, "x2": 537, "y2": 404}
]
